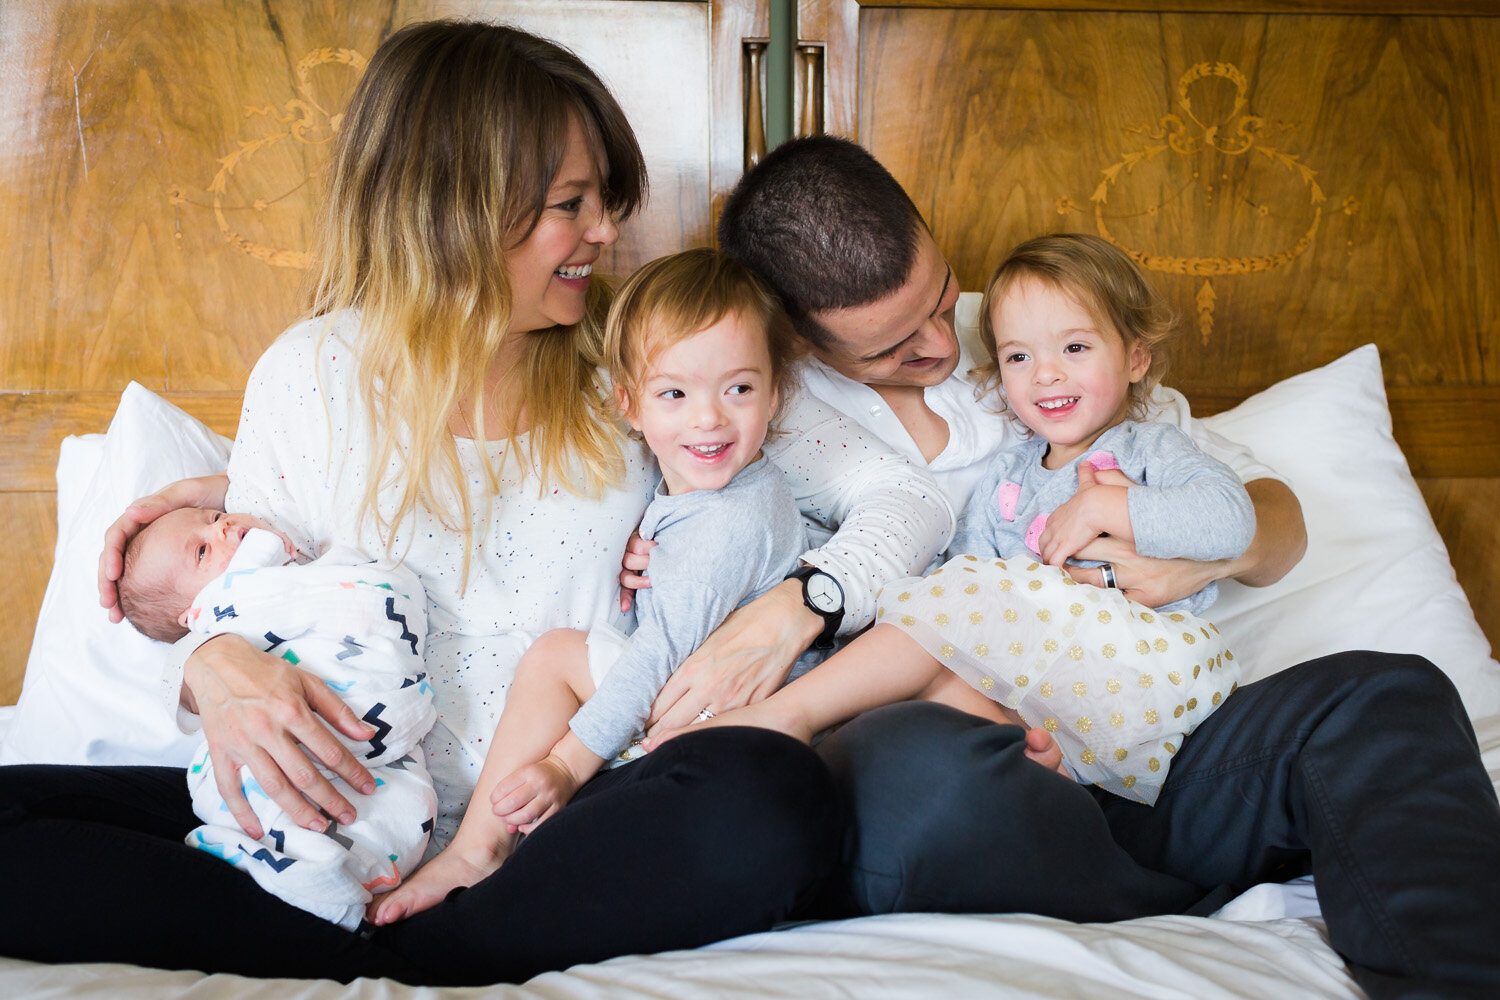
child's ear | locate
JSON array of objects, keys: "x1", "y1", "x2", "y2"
[
  {"x1": 1128, "y1": 342, "x2": 1152, "y2": 383},
  {"x1": 615, "y1": 383, "x2": 642, "y2": 432},
  {"x1": 177, "y1": 608, "x2": 192, "y2": 628}
]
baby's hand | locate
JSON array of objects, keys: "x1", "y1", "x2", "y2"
[
  {"x1": 1037, "y1": 490, "x2": 1110, "y2": 565},
  {"x1": 490, "y1": 756, "x2": 581, "y2": 835},
  {"x1": 1037, "y1": 462, "x2": 1133, "y2": 566}
]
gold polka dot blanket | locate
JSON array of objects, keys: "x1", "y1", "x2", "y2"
[{"x1": 876, "y1": 554, "x2": 1239, "y2": 804}]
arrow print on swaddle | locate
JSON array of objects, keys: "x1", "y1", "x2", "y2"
[
  {"x1": 384, "y1": 597, "x2": 419, "y2": 656},
  {"x1": 250, "y1": 847, "x2": 298, "y2": 873},
  {"x1": 362, "y1": 703, "x2": 392, "y2": 759}
]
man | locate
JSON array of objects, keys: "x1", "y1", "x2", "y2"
[{"x1": 698, "y1": 135, "x2": 1498, "y2": 1000}]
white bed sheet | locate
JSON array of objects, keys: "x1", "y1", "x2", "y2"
[{"x1": 2, "y1": 711, "x2": 1495, "y2": 1000}]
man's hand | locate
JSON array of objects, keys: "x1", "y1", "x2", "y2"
[
  {"x1": 1064, "y1": 535, "x2": 1222, "y2": 609},
  {"x1": 647, "y1": 579, "x2": 822, "y2": 733},
  {"x1": 188, "y1": 635, "x2": 377, "y2": 838},
  {"x1": 1062, "y1": 475, "x2": 1304, "y2": 607}
]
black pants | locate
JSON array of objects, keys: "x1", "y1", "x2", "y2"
[
  {"x1": 815, "y1": 650, "x2": 1500, "y2": 1000},
  {"x1": 0, "y1": 726, "x2": 840, "y2": 985}
]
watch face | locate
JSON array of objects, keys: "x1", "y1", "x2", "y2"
[{"x1": 806, "y1": 572, "x2": 843, "y2": 614}]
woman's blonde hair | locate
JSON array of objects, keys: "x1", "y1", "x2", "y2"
[
  {"x1": 973, "y1": 233, "x2": 1174, "y2": 419},
  {"x1": 308, "y1": 20, "x2": 646, "y2": 578},
  {"x1": 604, "y1": 248, "x2": 798, "y2": 411}
]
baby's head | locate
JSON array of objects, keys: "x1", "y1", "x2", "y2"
[
  {"x1": 604, "y1": 248, "x2": 798, "y2": 494},
  {"x1": 119, "y1": 508, "x2": 291, "y2": 642},
  {"x1": 974, "y1": 233, "x2": 1173, "y2": 440}
]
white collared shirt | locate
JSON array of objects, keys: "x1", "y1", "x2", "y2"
[{"x1": 797, "y1": 293, "x2": 1279, "y2": 517}]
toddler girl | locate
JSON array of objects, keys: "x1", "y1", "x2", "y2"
[
  {"x1": 375, "y1": 247, "x2": 807, "y2": 922},
  {"x1": 651, "y1": 233, "x2": 1254, "y2": 804}
]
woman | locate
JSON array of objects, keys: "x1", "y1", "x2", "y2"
[{"x1": 1, "y1": 21, "x2": 841, "y2": 984}]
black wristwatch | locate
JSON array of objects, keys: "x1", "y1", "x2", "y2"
[{"x1": 788, "y1": 565, "x2": 845, "y2": 650}]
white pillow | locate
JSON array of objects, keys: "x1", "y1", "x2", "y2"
[
  {"x1": 1202, "y1": 345, "x2": 1500, "y2": 720},
  {"x1": 1, "y1": 383, "x2": 232, "y2": 766}
]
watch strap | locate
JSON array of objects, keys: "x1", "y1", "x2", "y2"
[{"x1": 788, "y1": 565, "x2": 843, "y2": 650}]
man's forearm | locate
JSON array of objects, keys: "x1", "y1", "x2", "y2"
[{"x1": 1228, "y1": 478, "x2": 1306, "y2": 587}]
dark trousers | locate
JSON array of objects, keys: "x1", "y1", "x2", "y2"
[
  {"x1": 0, "y1": 726, "x2": 840, "y2": 985},
  {"x1": 814, "y1": 651, "x2": 1500, "y2": 1000}
]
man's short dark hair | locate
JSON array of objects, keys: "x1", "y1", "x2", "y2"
[{"x1": 717, "y1": 135, "x2": 926, "y2": 346}]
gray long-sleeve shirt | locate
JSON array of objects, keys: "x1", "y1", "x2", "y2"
[
  {"x1": 568, "y1": 456, "x2": 807, "y2": 759},
  {"x1": 950, "y1": 420, "x2": 1255, "y2": 616}
]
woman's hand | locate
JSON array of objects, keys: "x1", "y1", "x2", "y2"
[
  {"x1": 646, "y1": 579, "x2": 822, "y2": 733},
  {"x1": 616, "y1": 530, "x2": 656, "y2": 613},
  {"x1": 187, "y1": 634, "x2": 377, "y2": 839},
  {"x1": 98, "y1": 473, "x2": 230, "y2": 622}
]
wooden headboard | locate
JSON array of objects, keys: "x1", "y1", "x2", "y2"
[
  {"x1": 0, "y1": 0, "x2": 768, "y2": 703},
  {"x1": 3, "y1": 0, "x2": 1496, "y2": 704},
  {"x1": 798, "y1": 0, "x2": 1500, "y2": 646}
]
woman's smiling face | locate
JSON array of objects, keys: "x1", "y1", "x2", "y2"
[{"x1": 505, "y1": 118, "x2": 621, "y2": 334}]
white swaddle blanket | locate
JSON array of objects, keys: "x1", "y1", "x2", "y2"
[{"x1": 182, "y1": 531, "x2": 438, "y2": 929}]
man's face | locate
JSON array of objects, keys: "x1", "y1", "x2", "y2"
[{"x1": 804, "y1": 230, "x2": 962, "y2": 390}]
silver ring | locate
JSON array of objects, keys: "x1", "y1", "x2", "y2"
[
  {"x1": 1100, "y1": 562, "x2": 1117, "y2": 589},
  {"x1": 694, "y1": 708, "x2": 716, "y2": 723}
]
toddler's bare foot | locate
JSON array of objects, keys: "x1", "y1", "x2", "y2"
[
  {"x1": 645, "y1": 701, "x2": 811, "y2": 751},
  {"x1": 1023, "y1": 726, "x2": 1069, "y2": 776},
  {"x1": 371, "y1": 838, "x2": 510, "y2": 925}
]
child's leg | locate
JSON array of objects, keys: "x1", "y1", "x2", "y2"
[
  {"x1": 651, "y1": 624, "x2": 958, "y2": 746},
  {"x1": 374, "y1": 628, "x2": 594, "y2": 924},
  {"x1": 469, "y1": 629, "x2": 598, "y2": 826}
]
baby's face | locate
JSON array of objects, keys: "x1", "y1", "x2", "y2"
[{"x1": 138, "y1": 508, "x2": 291, "y2": 609}]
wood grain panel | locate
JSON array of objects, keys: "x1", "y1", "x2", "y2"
[
  {"x1": 0, "y1": 0, "x2": 748, "y2": 703},
  {"x1": 806, "y1": 0, "x2": 1500, "y2": 663},
  {"x1": 1, "y1": 390, "x2": 242, "y2": 492},
  {"x1": 1419, "y1": 476, "x2": 1500, "y2": 655},
  {"x1": 1185, "y1": 385, "x2": 1500, "y2": 480},
  {"x1": 0, "y1": 0, "x2": 718, "y2": 399},
  {"x1": 0, "y1": 492, "x2": 57, "y2": 705},
  {"x1": 857, "y1": 8, "x2": 1500, "y2": 396},
  {"x1": 851, "y1": 1, "x2": 1500, "y2": 14},
  {"x1": 711, "y1": 0, "x2": 772, "y2": 229}
]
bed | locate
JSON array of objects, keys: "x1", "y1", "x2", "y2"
[{"x1": 3, "y1": 0, "x2": 1499, "y2": 997}]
